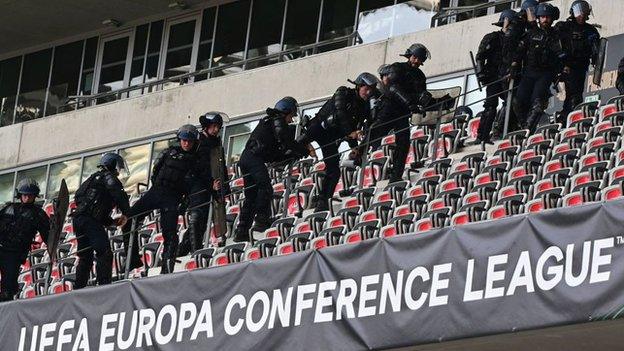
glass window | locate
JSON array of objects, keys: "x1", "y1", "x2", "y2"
[
  {"x1": 0, "y1": 57, "x2": 21, "y2": 127},
  {"x1": 282, "y1": 0, "x2": 321, "y2": 60},
  {"x1": 47, "y1": 158, "x2": 81, "y2": 199},
  {"x1": 129, "y1": 24, "x2": 149, "y2": 88},
  {"x1": 245, "y1": 0, "x2": 286, "y2": 70},
  {"x1": 211, "y1": 0, "x2": 251, "y2": 77},
  {"x1": 195, "y1": 8, "x2": 216, "y2": 81},
  {"x1": 16, "y1": 166, "x2": 47, "y2": 199},
  {"x1": 224, "y1": 121, "x2": 258, "y2": 164},
  {"x1": 163, "y1": 19, "x2": 198, "y2": 85},
  {"x1": 15, "y1": 49, "x2": 52, "y2": 124},
  {"x1": 81, "y1": 153, "x2": 103, "y2": 183},
  {"x1": 145, "y1": 21, "x2": 164, "y2": 85},
  {"x1": 357, "y1": 1, "x2": 437, "y2": 44},
  {"x1": 119, "y1": 144, "x2": 150, "y2": 195},
  {"x1": 318, "y1": 0, "x2": 357, "y2": 52},
  {"x1": 0, "y1": 172, "x2": 14, "y2": 203},
  {"x1": 97, "y1": 35, "x2": 130, "y2": 97},
  {"x1": 47, "y1": 41, "x2": 84, "y2": 116},
  {"x1": 79, "y1": 37, "x2": 98, "y2": 99}
]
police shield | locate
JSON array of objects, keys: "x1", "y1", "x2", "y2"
[
  {"x1": 592, "y1": 38, "x2": 608, "y2": 86},
  {"x1": 47, "y1": 179, "x2": 69, "y2": 260}
]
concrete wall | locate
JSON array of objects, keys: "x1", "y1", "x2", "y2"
[{"x1": 2, "y1": 0, "x2": 623, "y2": 171}]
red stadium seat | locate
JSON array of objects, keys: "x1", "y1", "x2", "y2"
[
  {"x1": 562, "y1": 192, "x2": 584, "y2": 207},
  {"x1": 380, "y1": 225, "x2": 397, "y2": 238},
  {"x1": 277, "y1": 242, "x2": 294, "y2": 255},
  {"x1": 343, "y1": 231, "x2": 362, "y2": 244},
  {"x1": 602, "y1": 185, "x2": 623, "y2": 201}
]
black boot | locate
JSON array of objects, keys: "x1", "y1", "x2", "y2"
[
  {"x1": 233, "y1": 225, "x2": 250, "y2": 242},
  {"x1": 314, "y1": 198, "x2": 329, "y2": 212},
  {"x1": 525, "y1": 104, "x2": 543, "y2": 134}
]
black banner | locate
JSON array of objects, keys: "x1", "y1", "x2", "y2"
[{"x1": 3, "y1": 199, "x2": 624, "y2": 350}]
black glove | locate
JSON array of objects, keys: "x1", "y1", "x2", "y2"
[
  {"x1": 509, "y1": 65, "x2": 520, "y2": 80},
  {"x1": 476, "y1": 71, "x2": 488, "y2": 85}
]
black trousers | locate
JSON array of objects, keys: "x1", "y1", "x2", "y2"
[
  {"x1": 560, "y1": 66, "x2": 588, "y2": 124},
  {"x1": 0, "y1": 249, "x2": 22, "y2": 300},
  {"x1": 124, "y1": 186, "x2": 182, "y2": 273},
  {"x1": 73, "y1": 214, "x2": 113, "y2": 289},
  {"x1": 238, "y1": 150, "x2": 273, "y2": 232},
  {"x1": 477, "y1": 80, "x2": 506, "y2": 140},
  {"x1": 514, "y1": 68, "x2": 556, "y2": 125},
  {"x1": 184, "y1": 207, "x2": 209, "y2": 254},
  {"x1": 369, "y1": 116, "x2": 410, "y2": 183},
  {"x1": 305, "y1": 122, "x2": 343, "y2": 203}
]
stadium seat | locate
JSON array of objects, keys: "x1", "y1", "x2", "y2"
[
  {"x1": 602, "y1": 185, "x2": 624, "y2": 201},
  {"x1": 380, "y1": 225, "x2": 397, "y2": 238},
  {"x1": 342, "y1": 231, "x2": 362, "y2": 244},
  {"x1": 562, "y1": 192, "x2": 584, "y2": 207},
  {"x1": 276, "y1": 242, "x2": 295, "y2": 255}
]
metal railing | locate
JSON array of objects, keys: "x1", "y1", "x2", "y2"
[
  {"x1": 431, "y1": 0, "x2": 521, "y2": 27},
  {"x1": 63, "y1": 32, "x2": 361, "y2": 112}
]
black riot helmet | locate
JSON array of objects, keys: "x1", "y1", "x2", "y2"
[
  {"x1": 378, "y1": 64, "x2": 401, "y2": 83},
  {"x1": 199, "y1": 111, "x2": 229, "y2": 128},
  {"x1": 536, "y1": 3, "x2": 560, "y2": 20},
  {"x1": 401, "y1": 43, "x2": 431, "y2": 62},
  {"x1": 15, "y1": 178, "x2": 41, "y2": 197},
  {"x1": 348, "y1": 72, "x2": 379, "y2": 88},
  {"x1": 98, "y1": 153, "x2": 128, "y2": 176},
  {"x1": 273, "y1": 96, "x2": 299, "y2": 116},
  {"x1": 177, "y1": 124, "x2": 199, "y2": 141},
  {"x1": 493, "y1": 9, "x2": 519, "y2": 27},
  {"x1": 570, "y1": 0, "x2": 591, "y2": 19},
  {"x1": 454, "y1": 106, "x2": 474, "y2": 119},
  {"x1": 520, "y1": 0, "x2": 538, "y2": 14}
]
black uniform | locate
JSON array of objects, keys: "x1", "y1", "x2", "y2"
[
  {"x1": 618, "y1": 57, "x2": 624, "y2": 96},
  {"x1": 512, "y1": 25, "x2": 565, "y2": 132},
  {"x1": 236, "y1": 110, "x2": 307, "y2": 240},
  {"x1": 299, "y1": 86, "x2": 370, "y2": 209},
  {"x1": 124, "y1": 145, "x2": 207, "y2": 273},
  {"x1": 371, "y1": 62, "x2": 427, "y2": 182},
  {"x1": 183, "y1": 133, "x2": 229, "y2": 253},
  {"x1": 555, "y1": 18, "x2": 600, "y2": 123},
  {"x1": 0, "y1": 202, "x2": 49, "y2": 300},
  {"x1": 72, "y1": 169, "x2": 130, "y2": 288},
  {"x1": 476, "y1": 25, "x2": 523, "y2": 141}
]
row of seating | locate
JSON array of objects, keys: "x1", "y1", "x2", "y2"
[{"x1": 11, "y1": 95, "x2": 624, "y2": 299}]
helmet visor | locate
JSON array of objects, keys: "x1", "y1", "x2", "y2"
[
  {"x1": 572, "y1": 3, "x2": 591, "y2": 17},
  {"x1": 117, "y1": 158, "x2": 130, "y2": 179}
]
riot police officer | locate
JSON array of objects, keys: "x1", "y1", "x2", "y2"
[
  {"x1": 124, "y1": 124, "x2": 208, "y2": 274},
  {"x1": 369, "y1": 44, "x2": 436, "y2": 182},
  {"x1": 233, "y1": 97, "x2": 309, "y2": 242},
  {"x1": 0, "y1": 179, "x2": 50, "y2": 301},
  {"x1": 555, "y1": 0, "x2": 601, "y2": 124},
  {"x1": 297, "y1": 73, "x2": 378, "y2": 211},
  {"x1": 73, "y1": 153, "x2": 130, "y2": 289},
  {"x1": 511, "y1": 2, "x2": 565, "y2": 134},
  {"x1": 475, "y1": 9, "x2": 523, "y2": 144},
  {"x1": 183, "y1": 112, "x2": 228, "y2": 253}
]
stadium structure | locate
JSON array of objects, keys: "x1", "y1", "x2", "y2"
[{"x1": 1, "y1": 0, "x2": 624, "y2": 349}]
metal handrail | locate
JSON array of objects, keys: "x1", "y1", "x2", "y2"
[
  {"x1": 431, "y1": 0, "x2": 520, "y2": 27},
  {"x1": 64, "y1": 32, "x2": 360, "y2": 110}
]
